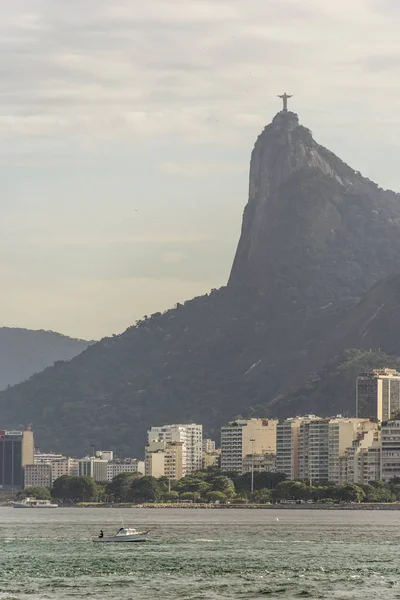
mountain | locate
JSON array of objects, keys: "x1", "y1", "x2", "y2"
[
  {"x1": 320, "y1": 273, "x2": 400, "y2": 358},
  {"x1": 293, "y1": 272, "x2": 400, "y2": 380},
  {"x1": 0, "y1": 328, "x2": 90, "y2": 390},
  {"x1": 266, "y1": 349, "x2": 400, "y2": 420},
  {"x1": 229, "y1": 111, "x2": 400, "y2": 309},
  {"x1": 2, "y1": 109, "x2": 400, "y2": 456}
]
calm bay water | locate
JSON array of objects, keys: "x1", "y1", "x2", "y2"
[{"x1": 0, "y1": 507, "x2": 400, "y2": 599}]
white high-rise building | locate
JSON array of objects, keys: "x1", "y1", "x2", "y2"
[
  {"x1": 147, "y1": 423, "x2": 203, "y2": 475},
  {"x1": 381, "y1": 420, "x2": 400, "y2": 481},
  {"x1": 298, "y1": 416, "x2": 377, "y2": 484},
  {"x1": 220, "y1": 419, "x2": 277, "y2": 473}
]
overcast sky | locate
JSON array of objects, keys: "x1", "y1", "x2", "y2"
[{"x1": 1, "y1": 0, "x2": 400, "y2": 340}]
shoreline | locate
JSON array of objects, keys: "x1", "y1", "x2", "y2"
[{"x1": 65, "y1": 502, "x2": 400, "y2": 510}]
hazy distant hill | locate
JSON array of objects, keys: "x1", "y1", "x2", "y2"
[
  {"x1": 0, "y1": 327, "x2": 90, "y2": 390},
  {"x1": 2, "y1": 110, "x2": 400, "y2": 455}
]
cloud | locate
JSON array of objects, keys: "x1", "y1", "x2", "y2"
[
  {"x1": 0, "y1": 0, "x2": 362, "y2": 142},
  {"x1": 2, "y1": 0, "x2": 400, "y2": 337},
  {"x1": 160, "y1": 161, "x2": 247, "y2": 177},
  {"x1": 161, "y1": 251, "x2": 185, "y2": 264}
]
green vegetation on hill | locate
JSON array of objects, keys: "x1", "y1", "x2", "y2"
[
  {"x1": 0, "y1": 288, "x2": 346, "y2": 456},
  {"x1": 267, "y1": 349, "x2": 400, "y2": 418}
]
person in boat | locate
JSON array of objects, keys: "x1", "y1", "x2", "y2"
[{"x1": 99, "y1": 530, "x2": 104, "y2": 538}]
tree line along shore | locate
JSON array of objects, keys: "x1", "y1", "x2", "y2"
[{"x1": 3, "y1": 467, "x2": 400, "y2": 507}]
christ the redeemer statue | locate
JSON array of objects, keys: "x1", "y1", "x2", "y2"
[{"x1": 278, "y1": 93, "x2": 293, "y2": 111}]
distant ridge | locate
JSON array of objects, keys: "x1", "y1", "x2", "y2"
[
  {"x1": 1, "y1": 110, "x2": 400, "y2": 455},
  {"x1": 0, "y1": 327, "x2": 91, "y2": 390}
]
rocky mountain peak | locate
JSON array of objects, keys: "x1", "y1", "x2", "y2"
[
  {"x1": 249, "y1": 110, "x2": 343, "y2": 193},
  {"x1": 228, "y1": 111, "x2": 398, "y2": 306}
]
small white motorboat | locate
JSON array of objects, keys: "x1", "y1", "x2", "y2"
[
  {"x1": 12, "y1": 497, "x2": 58, "y2": 508},
  {"x1": 92, "y1": 527, "x2": 149, "y2": 543}
]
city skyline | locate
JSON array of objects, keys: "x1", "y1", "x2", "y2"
[{"x1": 12, "y1": 413, "x2": 400, "y2": 489}]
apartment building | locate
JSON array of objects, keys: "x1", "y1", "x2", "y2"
[
  {"x1": 221, "y1": 419, "x2": 278, "y2": 473},
  {"x1": 381, "y1": 420, "x2": 400, "y2": 481},
  {"x1": 298, "y1": 418, "x2": 330, "y2": 483},
  {"x1": 107, "y1": 459, "x2": 140, "y2": 482},
  {"x1": 50, "y1": 458, "x2": 78, "y2": 485},
  {"x1": 147, "y1": 424, "x2": 202, "y2": 475},
  {"x1": 202, "y1": 449, "x2": 221, "y2": 470},
  {"x1": 202, "y1": 439, "x2": 216, "y2": 453},
  {"x1": 297, "y1": 416, "x2": 378, "y2": 484},
  {"x1": 23, "y1": 463, "x2": 51, "y2": 488},
  {"x1": 78, "y1": 458, "x2": 108, "y2": 482},
  {"x1": 276, "y1": 417, "x2": 308, "y2": 479},
  {"x1": 328, "y1": 418, "x2": 377, "y2": 484},
  {"x1": 356, "y1": 369, "x2": 400, "y2": 421},
  {"x1": 145, "y1": 440, "x2": 183, "y2": 480},
  {"x1": 34, "y1": 452, "x2": 64, "y2": 464},
  {"x1": 345, "y1": 429, "x2": 381, "y2": 484}
]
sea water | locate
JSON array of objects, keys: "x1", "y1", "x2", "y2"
[{"x1": 0, "y1": 507, "x2": 399, "y2": 599}]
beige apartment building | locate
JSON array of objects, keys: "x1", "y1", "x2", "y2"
[
  {"x1": 32, "y1": 452, "x2": 78, "y2": 486},
  {"x1": 345, "y1": 429, "x2": 381, "y2": 484},
  {"x1": 328, "y1": 418, "x2": 378, "y2": 484},
  {"x1": 50, "y1": 458, "x2": 78, "y2": 485},
  {"x1": 145, "y1": 440, "x2": 183, "y2": 480},
  {"x1": 356, "y1": 368, "x2": 400, "y2": 421},
  {"x1": 221, "y1": 419, "x2": 278, "y2": 473},
  {"x1": 202, "y1": 449, "x2": 221, "y2": 470},
  {"x1": 147, "y1": 424, "x2": 202, "y2": 475}
]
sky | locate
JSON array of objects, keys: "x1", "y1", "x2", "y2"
[{"x1": 1, "y1": 0, "x2": 400, "y2": 340}]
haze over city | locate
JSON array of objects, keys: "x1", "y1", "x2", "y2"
[{"x1": 2, "y1": 0, "x2": 400, "y2": 339}]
